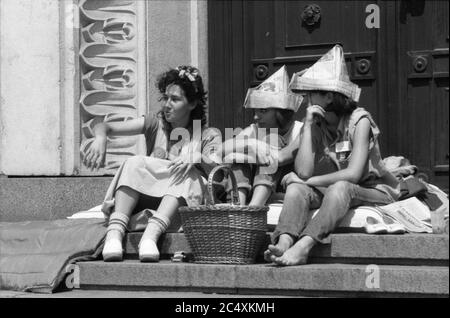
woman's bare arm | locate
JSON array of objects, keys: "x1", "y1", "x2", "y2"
[
  {"x1": 305, "y1": 117, "x2": 371, "y2": 187},
  {"x1": 93, "y1": 117, "x2": 146, "y2": 138},
  {"x1": 277, "y1": 134, "x2": 299, "y2": 166},
  {"x1": 83, "y1": 117, "x2": 146, "y2": 170},
  {"x1": 294, "y1": 121, "x2": 316, "y2": 179},
  {"x1": 294, "y1": 105, "x2": 326, "y2": 178}
]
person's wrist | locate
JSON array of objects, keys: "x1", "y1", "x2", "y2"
[
  {"x1": 96, "y1": 134, "x2": 107, "y2": 142},
  {"x1": 304, "y1": 119, "x2": 315, "y2": 126}
]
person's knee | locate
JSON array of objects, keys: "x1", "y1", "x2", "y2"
[
  {"x1": 325, "y1": 180, "x2": 353, "y2": 198},
  {"x1": 254, "y1": 173, "x2": 276, "y2": 192},
  {"x1": 231, "y1": 163, "x2": 251, "y2": 173},
  {"x1": 285, "y1": 183, "x2": 311, "y2": 199}
]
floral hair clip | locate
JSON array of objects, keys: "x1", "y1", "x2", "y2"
[
  {"x1": 176, "y1": 66, "x2": 200, "y2": 93},
  {"x1": 177, "y1": 66, "x2": 199, "y2": 82}
]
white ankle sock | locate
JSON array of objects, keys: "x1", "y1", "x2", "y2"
[
  {"x1": 141, "y1": 214, "x2": 170, "y2": 242},
  {"x1": 103, "y1": 212, "x2": 129, "y2": 261},
  {"x1": 139, "y1": 214, "x2": 170, "y2": 262}
]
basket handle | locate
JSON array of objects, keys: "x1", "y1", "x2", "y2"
[{"x1": 207, "y1": 165, "x2": 240, "y2": 206}]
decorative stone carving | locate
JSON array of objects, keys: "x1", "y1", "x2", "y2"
[
  {"x1": 79, "y1": 0, "x2": 140, "y2": 174},
  {"x1": 301, "y1": 4, "x2": 321, "y2": 27}
]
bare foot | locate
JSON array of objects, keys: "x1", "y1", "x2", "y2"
[
  {"x1": 272, "y1": 236, "x2": 316, "y2": 266},
  {"x1": 264, "y1": 245, "x2": 284, "y2": 262},
  {"x1": 263, "y1": 234, "x2": 293, "y2": 262},
  {"x1": 263, "y1": 249, "x2": 273, "y2": 262}
]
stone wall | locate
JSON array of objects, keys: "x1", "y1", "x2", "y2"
[
  {"x1": 0, "y1": 0, "x2": 68, "y2": 175},
  {"x1": 0, "y1": 0, "x2": 208, "y2": 221},
  {"x1": 0, "y1": 0, "x2": 208, "y2": 177}
]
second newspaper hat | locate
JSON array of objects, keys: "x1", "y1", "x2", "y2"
[{"x1": 243, "y1": 65, "x2": 303, "y2": 112}]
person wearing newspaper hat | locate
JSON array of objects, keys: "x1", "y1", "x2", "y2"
[
  {"x1": 265, "y1": 45, "x2": 401, "y2": 266},
  {"x1": 222, "y1": 65, "x2": 304, "y2": 206}
]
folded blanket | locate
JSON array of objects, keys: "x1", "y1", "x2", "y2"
[{"x1": 0, "y1": 219, "x2": 107, "y2": 293}]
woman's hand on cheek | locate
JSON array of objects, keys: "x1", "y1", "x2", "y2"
[{"x1": 306, "y1": 105, "x2": 326, "y2": 123}]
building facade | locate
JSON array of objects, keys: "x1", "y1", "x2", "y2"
[
  {"x1": 0, "y1": 0, "x2": 448, "y2": 221},
  {"x1": 0, "y1": 0, "x2": 208, "y2": 176}
]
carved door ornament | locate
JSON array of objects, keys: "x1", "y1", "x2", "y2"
[
  {"x1": 356, "y1": 59, "x2": 371, "y2": 75},
  {"x1": 254, "y1": 65, "x2": 269, "y2": 81},
  {"x1": 301, "y1": 4, "x2": 321, "y2": 31},
  {"x1": 412, "y1": 55, "x2": 428, "y2": 73}
]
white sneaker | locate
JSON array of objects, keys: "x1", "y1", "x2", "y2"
[
  {"x1": 102, "y1": 238, "x2": 123, "y2": 262},
  {"x1": 364, "y1": 216, "x2": 388, "y2": 234},
  {"x1": 382, "y1": 215, "x2": 406, "y2": 234},
  {"x1": 139, "y1": 239, "x2": 160, "y2": 262}
]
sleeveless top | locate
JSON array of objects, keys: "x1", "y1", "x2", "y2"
[{"x1": 312, "y1": 107, "x2": 400, "y2": 200}]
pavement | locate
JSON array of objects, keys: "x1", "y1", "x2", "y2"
[{"x1": 0, "y1": 289, "x2": 295, "y2": 298}]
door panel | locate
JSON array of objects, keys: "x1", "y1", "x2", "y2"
[
  {"x1": 208, "y1": 0, "x2": 254, "y2": 133},
  {"x1": 282, "y1": 1, "x2": 376, "y2": 54},
  {"x1": 397, "y1": 0, "x2": 449, "y2": 191}
]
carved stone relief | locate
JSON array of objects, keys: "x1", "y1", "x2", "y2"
[{"x1": 79, "y1": 0, "x2": 140, "y2": 173}]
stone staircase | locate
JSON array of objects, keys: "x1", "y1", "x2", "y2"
[{"x1": 77, "y1": 232, "x2": 449, "y2": 297}]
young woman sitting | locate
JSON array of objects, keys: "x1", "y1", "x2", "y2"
[{"x1": 82, "y1": 66, "x2": 221, "y2": 262}]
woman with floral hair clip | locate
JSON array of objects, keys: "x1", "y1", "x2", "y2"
[
  {"x1": 264, "y1": 45, "x2": 401, "y2": 266},
  {"x1": 82, "y1": 65, "x2": 221, "y2": 262}
]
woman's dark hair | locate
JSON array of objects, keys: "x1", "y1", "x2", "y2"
[
  {"x1": 275, "y1": 109, "x2": 295, "y2": 128},
  {"x1": 313, "y1": 90, "x2": 358, "y2": 116},
  {"x1": 156, "y1": 65, "x2": 207, "y2": 132}
]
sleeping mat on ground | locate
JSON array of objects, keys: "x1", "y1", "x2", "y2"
[{"x1": 0, "y1": 219, "x2": 107, "y2": 293}]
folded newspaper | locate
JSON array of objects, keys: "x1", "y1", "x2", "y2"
[{"x1": 374, "y1": 197, "x2": 433, "y2": 233}]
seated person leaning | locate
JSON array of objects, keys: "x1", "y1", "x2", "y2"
[{"x1": 222, "y1": 66, "x2": 304, "y2": 206}]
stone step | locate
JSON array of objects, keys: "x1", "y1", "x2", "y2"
[
  {"x1": 0, "y1": 177, "x2": 112, "y2": 222},
  {"x1": 78, "y1": 260, "x2": 449, "y2": 297},
  {"x1": 124, "y1": 233, "x2": 449, "y2": 266}
]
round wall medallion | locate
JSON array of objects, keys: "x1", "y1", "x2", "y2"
[
  {"x1": 254, "y1": 65, "x2": 269, "y2": 80},
  {"x1": 301, "y1": 4, "x2": 321, "y2": 26},
  {"x1": 413, "y1": 56, "x2": 428, "y2": 73},
  {"x1": 356, "y1": 59, "x2": 371, "y2": 75}
]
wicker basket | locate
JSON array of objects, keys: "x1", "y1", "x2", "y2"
[{"x1": 179, "y1": 165, "x2": 269, "y2": 264}]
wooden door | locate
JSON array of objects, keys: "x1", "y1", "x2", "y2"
[
  {"x1": 392, "y1": 0, "x2": 449, "y2": 191},
  {"x1": 208, "y1": 0, "x2": 382, "y2": 130},
  {"x1": 208, "y1": 0, "x2": 449, "y2": 191}
]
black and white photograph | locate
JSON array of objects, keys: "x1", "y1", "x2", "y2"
[{"x1": 0, "y1": 0, "x2": 448, "y2": 302}]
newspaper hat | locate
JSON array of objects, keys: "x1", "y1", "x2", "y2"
[
  {"x1": 243, "y1": 65, "x2": 303, "y2": 112},
  {"x1": 289, "y1": 45, "x2": 361, "y2": 102}
]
